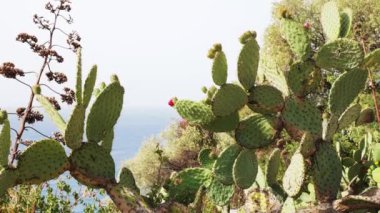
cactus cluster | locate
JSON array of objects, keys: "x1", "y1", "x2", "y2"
[{"x1": 169, "y1": 1, "x2": 380, "y2": 211}]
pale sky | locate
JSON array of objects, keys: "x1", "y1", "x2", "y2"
[{"x1": 0, "y1": 0, "x2": 276, "y2": 111}]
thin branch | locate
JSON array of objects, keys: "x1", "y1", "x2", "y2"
[
  {"x1": 14, "y1": 78, "x2": 32, "y2": 89},
  {"x1": 10, "y1": 128, "x2": 19, "y2": 136},
  {"x1": 24, "y1": 126, "x2": 52, "y2": 140},
  {"x1": 40, "y1": 83, "x2": 62, "y2": 95},
  {"x1": 52, "y1": 44, "x2": 72, "y2": 51},
  {"x1": 55, "y1": 27, "x2": 70, "y2": 36}
]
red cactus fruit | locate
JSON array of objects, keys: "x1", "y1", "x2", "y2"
[
  {"x1": 303, "y1": 22, "x2": 311, "y2": 30},
  {"x1": 168, "y1": 98, "x2": 175, "y2": 107}
]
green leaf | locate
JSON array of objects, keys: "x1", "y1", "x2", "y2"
[{"x1": 36, "y1": 95, "x2": 66, "y2": 132}]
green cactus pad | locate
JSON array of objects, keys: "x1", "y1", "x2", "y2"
[
  {"x1": 299, "y1": 132, "x2": 316, "y2": 158},
  {"x1": 322, "y1": 115, "x2": 339, "y2": 142},
  {"x1": 202, "y1": 112, "x2": 239, "y2": 133},
  {"x1": 0, "y1": 169, "x2": 17, "y2": 196},
  {"x1": 248, "y1": 85, "x2": 284, "y2": 114},
  {"x1": 280, "y1": 19, "x2": 311, "y2": 60},
  {"x1": 339, "y1": 8, "x2": 353, "y2": 38},
  {"x1": 64, "y1": 104, "x2": 85, "y2": 150},
  {"x1": 212, "y1": 84, "x2": 247, "y2": 116},
  {"x1": 118, "y1": 167, "x2": 140, "y2": 194},
  {"x1": 83, "y1": 65, "x2": 97, "y2": 108},
  {"x1": 237, "y1": 38, "x2": 260, "y2": 90},
  {"x1": 0, "y1": 111, "x2": 7, "y2": 124},
  {"x1": 75, "y1": 49, "x2": 83, "y2": 104},
  {"x1": 86, "y1": 81, "x2": 124, "y2": 143},
  {"x1": 175, "y1": 100, "x2": 215, "y2": 125},
  {"x1": 338, "y1": 104, "x2": 361, "y2": 130},
  {"x1": 235, "y1": 114, "x2": 277, "y2": 149},
  {"x1": 198, "y1": 148, "x2": 216, "y2": 169},
  {"x1": 168, "y1": 168, "x2": 212, "y2": 205},
  {"x1": 281, "y1": 197, "x2": 296, "y2": 213},
  {"x1": 312, "y1": 142, "x2": 342, "y2": 202},
  {"x1": 36, "y1": 95, "x2": 66, "y2": 132},
  {"x1": 0, "y1": 119, "x2": 11, "y2": 167},
  {"x1": 266, "y1": 148, "x2": 281, "y2": 185},
  {"x1": 356, "y1": 108, "x2": 375, "y2": 126},
  {"x1": 286, "y1": 60, "x2": 320, "y2": 97},
  {"x1": 372, "y1": 168, "x2": 380, "y2": 183},
  {"x1": 213, "y1": 144, "x2": 242, "y2": 185},
  {"x1": 329, "y1": 69, "x2": 368, "y2": 116},
  {"x1": 363, "y1": 49, "x2": 380, "y2": 71},
  {"x1": 100, "y1": 129, "x2": 114, "y2": 153},
  {"x1": 212, "y1": 51, "x2": 228, "y2": 86},
  {"x1": 233, "y1": 149, "x2": 258, "y2": 189},
  {"x1": 321, "y1": 1, "x2": 341, "y2": 41},
  {"x1": 372, "y1": 143, "x2": 380, "y2": 162},
  {"x1": 70, "y1": 143, "x2": 115, "y2": 183},
  {"x1": 347, "y1": 163, "x2": 363, "y2": 182},
  {"x1": 282, "y1": 98, "x2": 322, "y2": 135},
  {"x1": 17, "y1": 140, "x2": 68, "y2": 184},
  {"x1": 207, "y1": 179, "x2": 235, "y2": 207},
  {"x1": 316, "y1": 39, "x2": 364, "y2": 71},
  {"x1": 282, "y1": 152, "x2": 306, "y2": 197}
]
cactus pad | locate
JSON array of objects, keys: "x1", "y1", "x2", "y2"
[
  {"x1": 266, "y1": 148, "x2": 281, "y2": 185},
  {"x1": 338, "y1": 104, "x2": 361, "y2": 130},
  {"x1": 83, "y1": 65, "x2": 97, "y2": 108},
  {"x1": 36, "y1": 95, "x2": 66, "y2": 132},
  {"x1": 282, "y1": 98, "x2": 322, "y2": 135},
  {"x1": 233, "y1": 149, "x2": 258, "y2": 189},
  {"x1": 212, "y1": 51, "x2": 228, "y2": 86},
  {"x1": 198, "y1": 148, "x2": 216, "y2": 169},
  {"x1": 363, "y1": 49, "x2": 380, "y2": 71},
  {"x1": 70, "y1": 143, "x2": 115, "y2": 184},
  {"x1": 64, "y1": 104, "x2": 85, "y2": 150},
  {"x1": 167, "y1": 168, "x2": 212, "y2": 205},
  {"x1": 316, "y1": 39, "x2": 364, "y2": 71},
  {"x1": 212, "y1": 84, "x2": 247, "y2": 116},
  {"x1": 118, "y1": 167, "x2": 140, "y2": 194},
  {"x1": 321, "y1": 1, "x2": 341, "y2": 41},
  {"x1": 356, "y1": 108, "x2": 375, "y2": 126},
  {"x1": 17, "y1": 140, "x2": 68, "y2": 184},
  {"x1": 281, "y1": 197, "x2": 296, "y2": 213},
  {"x1": 206, "y1": 179, "x2": 235, "y2": 206},
  {"x1": 0, "y1": 169, "x2": 17, "y2": 196},
  {"x1": 86, "y1": 81, "x2": 124, "y2": 143},
  {"x1": 248, "y1": 85, "x2": 284, "y2": 114},
  {"x1": 282, "y1": 152, "x2": 306, "y2": 197},
  {"x1": 237, "y1": 38, "x2": 260, "y2": 90},
  {"x1": 235, "y1": 114, "x2": 277, "y2": 149},
  {"x1": 286, "y1": 60, "x2": 320, "y2": 97},
  {"x1": 329, "y1": 69, "x2": 368, "y2": 116},
  {"x1": 100, "y1": 129, "x2": 114, "y2": 153},
  {"x1": 75, "y1": 49, "x2": 83, "y2": 104},
  {"x1": 213, "y1": 144, "x2": 242, "y2": 185},
  {"x1": 339, "y1": 8, "x2": 353, "y2": 38},
  {"x1": 202, "y1": 112, "x2": 239, "y2": 132},
  {"x1": 280, "y1": 19, "x2": 311, "y2": 60},
  {"x1": 312, "y1": 142, "x2": 342, "y2": 202},
  {"x1": 372, "y1": 143, "x2": 380, "y2": 162},
  {"x1": 175, "y1": 100, "x2": 215, "y2": 125},
  {"x1": 322, "y1": 115, "x2": 339, "y2": 142},
  {"x1": 299, "y1": 132, "x2": 316, "y2": 158},
  {"x1": 0, "y1": 119, "x2": 11, "y2": 167}
]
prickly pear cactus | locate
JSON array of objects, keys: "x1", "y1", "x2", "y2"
[
  {"x1": 212, "y1": 84, "x2": 247, "y2": 116},
  {"x1": 235, "y1": 114, "x2": 277, "y2": 149},
  {"x1": 282, "y1": 152, "x2": 306, "y2": 197},
  {"x1": 86, "y1": 80, "x2": 124, "y2": 143},
  {"x1": 17, "y1": 140, "x2": 68, "y2": 184},
  {"x1": 237, "y1": 32, "x2": 259, "y2": 90},
  {"x1": 175, "y1": 100, "x2": 215, "y2": 125},
  {"x1": 232, "y1": 149, "x2": 258, "y2": 189},
  {"x1": 321, "y1": 1, "x2": 341, "y2": 41},
  {"x1": 339, "y1": 8, "x2": 353, "y2": 38},
  {"x1": 266, "y1": 148, "x2": 281, "y2": 186},
  {"x1": 167, "y1": 168, "x2": 212, "y2": 205},
  {"x1": 338, "y1": 103, "x2": 361, "y2": 130},
  {"x1": 65, "y1": 104, "x2": 85, "y2": 150},
  {"x1": 316, "y1": 39, "x2": 364, "y2": 71},
  {"x1": 202, "y1": 112, "x2": 239, "y2": 132},
  {"x1": 280, "y1": 18, "x2": 311, "y2": 60},
  {"x1": 286, "y1": 60, "x2": 320, "y2": 97},
  {"x1": 213, "y1": 144, "x2": 242, "y2": 185},
  {"x1": 0, "y1": 117, "x2": 11, "y2": 168},
  {"x1": 198, "y1": 148, "x2": 216, "y2": 169},
  {"x1": 210, "y1": 45, "x2": 228, "y2": 86},
  {"x1": 328, "y1": 69, "x2": 368, "y2": 116},
  {"x1": 248, "y1": 85, "x2": 284, "y2": 114},
  {"x1": 117, "y1": 167, "x2": 140, "y2": 194},
  {"x1": 312, "y1": 142, "x2": 342, "y2": 202},
  {"x1": 206, "y1": 179, "x2": 235, "y2": 206},
  {"x1": 70, "y1": 143, "x2": 115, "y2": 187}
]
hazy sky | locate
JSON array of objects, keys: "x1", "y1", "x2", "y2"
[{"x1": 0, "y1": 0, "x2": 276, "y2": 111}]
